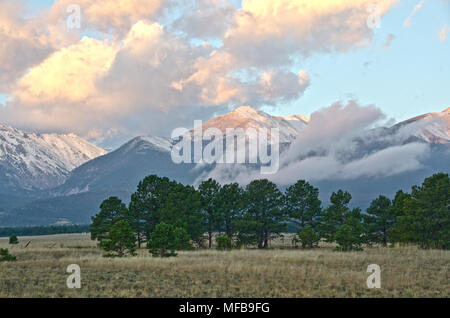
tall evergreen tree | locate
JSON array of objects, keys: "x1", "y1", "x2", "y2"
[
  {"x1": 365, "y1": 195, "x2": 395, "y2": 246},
  {"x1": 100, "y1": 220, "x2": 137, "y2": 257},
  {"x1": 216, "y1": 183, "x2": 244, "y2": 238},
  {"x1": 284, "y1": 180, "x2": 322, "y2": 229},
  {"x1": 319, "y1": 190, "x2": 352, "y2": 241},
  {"x1": 159, "y1": 183, "x2": 206, "y2": 245},
  {"x1": 198, "y1": 178, "x2": 221, "y2": 248},
  {"x1": 91, "y1": 197, "x2": 129, "y2": 242},
  {"x1": 334, "y1": 207, "x2": 365, "y2": 251},
  {"x1": 394, "y1": 173, "x2": 450, "y2": 249},
  {"x1": 389, "y1": 190, "x2": 412, "y2": 244},
  {"x1": 128, "y1": 175, "x2": 176, "y2": 247},
  {"x1": 147, "y1": 222, "x2": 191, "y2": 257},
  {"x1": 238, "y1": 179, "x2": 285, "y2": 249}
]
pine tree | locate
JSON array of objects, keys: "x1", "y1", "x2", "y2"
[
  {"x1": 216, "y1": 235, "x2": 233, "y2": 251},
  {"x1": 128, "y1": 175, "x2": 177, "y2": 247},
  {"x1": 389, "y1": 190, "x2": 412, "y2": 244},
  {"x1": 365, "y1": 195, "x2": 395, "y2": 246},
  {"x1": 238, "y1": 179, "x2": 286, "y2": 249},
  {"x1": 198, "y1": 178, "x2": 221, "y2": 248},
  {"x1": 297, "y1": 225, "x2": 320, "y2": 248},
  {"x1": 0, "y1": 248, "x2": 16, "y2": 262},
  {"x1": 91, "y1": 197, "x2": 129, "y2": 242},
  {"x1": 100, "y1": 220, "x2": 137, "y2": 257},
  {"x1": 147, "y1": 222, "x2": 191, "y2": 257},
  {"x1": 216, "y1": 183, "x2": 244, "y2": 239},
  {"x1": 319, "y1": 190, "x2": 352, "y2": 241},
  {"x1": 159, "y1": 183, "x2": 206, "y2": 246},
  {"x1": 8, "y1": 234, "x2": 19, "y2": 245},
  {"x1": 335, "y1": 208, "x2": 365, "y2": 251},
  {"x1": 394, "y1": 173, "x2": 450, "y2": 249},
  {"x1": 285, "y1": 180, "x2": 322, "y2": 229}
]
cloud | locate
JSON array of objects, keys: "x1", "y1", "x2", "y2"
[
  {"x1": 15, "y1": 37, "x2": 118, "y2": 104},
  {"x1": 382, "y1": 33, "x2": 396, "y2": 49},
  {"x1": 195, "y1": 101, "x2": 430, "y2": 186},
  {"x1": 403, "y1": 0, "x2": 426, "y2": 27},
  {"x1": 222, "y1": 0, "x2": 399, "y2": 68},
  {"x1": 2, "y1": 20, "x2": 309, "y2": 140},
  {"x1": 172, "y1": 0, "x2": 237, "y2": 39},
  {"x1": 438, "y1": 25, "x2": 449, "y2": 42},
  {"x1": 283, "y1": 101, "x2": 386, "y2": 164},
  {"x1": 0, "y1": 37, "x2": 118, "y2": 136},
  {"x1": 0, "y1": 0, "x2": 401, "y2": 145},
  {"x1": 0, "y1": 1, "x2": 66, "y2": 92},
  {"x1": 48, "y1": 0, "x2": 169, "y2": 37}
]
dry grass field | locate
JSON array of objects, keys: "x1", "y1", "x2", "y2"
[{"x1": 0, "y1": 233, "x2": 448, "y2": 298}]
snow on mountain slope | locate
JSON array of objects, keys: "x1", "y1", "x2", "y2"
[
  {"x1": 0, "y1": 123, "x2": 107, "y2": 192},
  {"x1": 395, "y1": 107, "x2": 450, "y2": 144},
  {"x1": 54, "y1": 135, "x2": 192, "y2": 196},
  {"x1": 194, "y1": 106, "x2": 308, "y2": 143},
  {"x1": 137, "y1": 136, "x2": 173, "y2": 152}
]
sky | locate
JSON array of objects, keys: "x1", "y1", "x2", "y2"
[{"x1": 0, "y1": 0, "x2": 448, "y2": 149}]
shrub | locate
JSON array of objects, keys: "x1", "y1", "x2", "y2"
[
  {"x1": 334, "y1": 224, "x2": 363, "y2": 251},
  {"x1": 0, "y1": 248, "x2": 17, "y2": 262},
  {"x1": 147, "y1": 222, "x2": 191, "y2": 257},
  {"x1": 100, "y1": 220, "x2": 137, "y2": 257},
  {"x1": 9, "y1": 235, "x2": 19, "y2": 245},
  {"x1": 216, "y1": 235, "x2": 232, "y2": 251},
  {"x1": 297, "y1": 225, "x2": 320, "y2": 248}
]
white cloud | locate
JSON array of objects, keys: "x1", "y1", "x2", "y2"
[
  {"x1": 2, "y1": 20, "x2": 310, "y2": 139},
  {"x1": 0, "y1": 0, "x2": 72, "y2": 92},
  {"x1": 0, "y1": 0, "x2": 402, "y2": 144},
  {"x1": 403, "y1": 0, "x2": 426, "y2": 28},
  {"x1": 223, "y1": 0, "x2": 399, "y2": 67},
  {"x1": 382, "y1": 33, "x2": 396, "y2": 49},
  {"x1": 172, "y1": 0, "x2": 237, "y2": 39},
  {"x1": 196, "y1": 101, "x2": 430, "y2": 186},
  {"x1": 438, "y1": 25, "x2": 449, "y2": 42},
  {"x1": 48, "y1": 0, "x2": 170, "y2": 37}
]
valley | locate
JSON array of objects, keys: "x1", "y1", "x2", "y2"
[{"x1": 0, "y1": 233, "x2": 448, "y2": 298}]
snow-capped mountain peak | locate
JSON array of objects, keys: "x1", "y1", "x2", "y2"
[
  {"x1": 197, "y1": 106, "x2": 308, "y2": 143},
  {"x1": 0, "y1": 123, "x2": 107, "y2": 192},
  {"x1": 396, "y1": 107, "x2": 450, "y2": 144},
  {"x1": 134, "y1": 136, "x2": 173, "y2": 153}
]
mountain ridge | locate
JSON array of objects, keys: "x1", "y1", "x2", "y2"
[
  {"x1": 0, "y1": 123, "x2": 107, "y2": 193},
  {"x1": 1, "y1": 106, "x2": 449, "y2": 226}
]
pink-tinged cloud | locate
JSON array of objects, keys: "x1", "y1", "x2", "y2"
[
  {"x1": 403, "y1": 0, "x2": 426, "y2": 27},
  {"x1": 2, "y1": 20, "x2": 310, "y2": 139},
  {"x1": 1, "y1": 0, "x2": 401, "y2": 142},
  {"x1": 439, "y1": 25, "x2": 449, "y2": 42},
  {"x1": 197, "y1": 101, "x2": 430, "y2": 185},
  {"x1": 49, "y1": 0, "x2": 169, "y2": 37},
  {"x1": 223, "y1": 0, "x2": 399, "y2": 67}
]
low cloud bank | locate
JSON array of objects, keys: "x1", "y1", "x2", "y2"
[{"x1": 195, "y1": 101, "x2": 431, "y2": 186}]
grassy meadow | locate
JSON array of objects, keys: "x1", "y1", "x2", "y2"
[{"x1": 0, "y1": 233, "x2": 448, "y2": 298}]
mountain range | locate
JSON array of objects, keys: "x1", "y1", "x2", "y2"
[
  {"x1": 0, "y1": 124, "x2": 106, "y2": 195},
  {"x1": 0, "y1": 106, "x2": 449, "y2": 226}
]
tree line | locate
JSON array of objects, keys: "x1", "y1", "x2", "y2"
[
  {"x1": 0, "y1": 224, "x2": 90, "y2": 238},
  {"x1": 90, "y1": 173, "x2": 449, "y2": 257}
]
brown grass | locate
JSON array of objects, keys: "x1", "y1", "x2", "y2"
[{"x1": 0, "y1": 233, "x2": 448, "y2": 298}]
